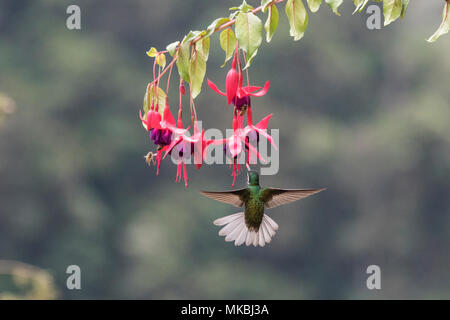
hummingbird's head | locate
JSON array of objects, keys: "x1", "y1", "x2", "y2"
[{"x1": 247, "y1": 170, "x2": 259, "y2": 186}]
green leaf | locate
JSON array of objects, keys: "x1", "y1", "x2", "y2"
[
  {"x1": 383, "y1": 0, "x2": 402, "y2": 26},
  {"x1": 146, "y1": 47, "x2": 158, "y2": 58},
  {"x1": 265, "y1": 4, "x2": 279, "y2": 43},
  {"x1": 183, "y1": 30, "x2": 206, "y2": 44},
  {"x1": 229, "y1": 10, "x2": 240, "y2": 20},
  {"x1": 206, "y1": 17, "x2": 231, "y2": 36},
  {"x1": 261, "y1": 0, "x2": 273, "y2": 13},
  {"x1": 144, "y1": 85, "x2": 166, "y2": 117},
  {"x1": 235, "y1": 11, "x2": 263, "y2": 68},
  {"x1": 155, "y1": 53, "x2": 166, "y2": 69},
  {"x1": 220, "y1": 29, "x2": 237, "y2": 67},
  {"x1": 176, "y1": 41, "x2": 190, "y2": 83},
  {"x1": 231, "y1": 0, "x2": 254, "y2": 13},
  {"x1": 307, "y1": 0, "x2": 322, "y2": 13},
  {"x1": 166, "y1": 41, "x2": 179, "y2": 57},
  {"x1": 189, "y1": 49, "x2": 207, "y2": 99},
  {"x1": 400, "y1": 0, "x2": 409, "y2": 18},
  {"x1": 353, "y1": 0, "x2": 370, "y2": 14},
  {"x1": 196, "y1": 37, "x2": 210, "y2": 61},
  {"x1": 427, "y1": 1, "x2": 450, "y2": 43},
  {"x1": 285, "y1": 0, "x2": 309, "y2": 41},
  {"x1": 325, "y1": 0, "x2": 343, "y2": 16}
]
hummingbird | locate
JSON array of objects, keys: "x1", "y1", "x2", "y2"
[{"x1": 200, "y1": 170, "x2": 325, "y2": 247}]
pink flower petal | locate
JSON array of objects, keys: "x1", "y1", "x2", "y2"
[
  {"x1": 246, "y1": 107, "x2": 253, "y2": 126},
  {"x1": 176, "y1": 162, "x2": 182, "y2": 183},
  {"x1": 253, "y1": 127, "x2": 277, "y2": 150},
  {"x1": 242, "y1": 86, "x2": 261, "y2": 94},
  {"x1": 163, "y1": 104, "x2": 176, "y2": 126},
  {"x1": 182, "y1": 161, "x2": 188, "y2": 187},
  {"x1": 255, "y1": 113, "x2": 272, "y2": 130},
  {"x1": 247, "y1": 81, "x2": 269, "y2": 97},
  {"x1": 226, "y1": 69, "x2": 239, "y2": 104},
  {"x1": 211, "y1": 138, "x2": 227, "y2": 146},
  {"x1": 164, "y1": 123, "x2": 189, "y2": 135},
  {"x1": 151, "y1": 111, "x2": 162, "y2": 129},
  {"x1": 244, "y1": 138, "x2": 266, "y2": 163},
  {"x1": 163, "y1": 137, "x2": 182, "y2": 159},
  {"x1": 156, "y1": 149, "x2": 163, "y2": 176},
  {"x1": 207, "y1": 78, "x2": 226, "y2": 96}
]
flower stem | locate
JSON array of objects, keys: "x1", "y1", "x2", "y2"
[{"x1": 150, "y1": 0, "x2": 285, "y2": 86}]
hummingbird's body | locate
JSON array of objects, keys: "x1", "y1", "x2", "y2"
[
  {"x1": 244, "y1": 185, "x2": 265, "y2": 231},
  {"x1": 200, "y1": 171, "x2": 325, "y2": 247}
]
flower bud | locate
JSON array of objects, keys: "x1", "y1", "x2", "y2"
[
  {"x1": 226, "y1": 68, "x2": 239, "y2": 104},
  {"x1": 179, "y1": 82, "x2": 185, "y2": 95}
]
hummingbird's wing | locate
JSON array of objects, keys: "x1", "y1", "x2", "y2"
[
  {"x1": 260, "y1": 188, "x2": 326, "y2": 209},
  {"x1": 199, "y1": 189, "x2": 250, "y2": 207}
]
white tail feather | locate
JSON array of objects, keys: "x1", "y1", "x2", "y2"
[
  {"x1": 251, "y1": 232, "x2": 257, "y2": 246},
  {"x1": 213, "y1": 213, "x2": 242, "y2": 226},
  {"x1": 218, "y1": 217, "x2": 241, "y2": 236},
  {"x1": 226, "y1": 222, "x2": 244, "y2": 242},
  {"x1": 213, "y1": 213, "x2": 277, "y2": 247},
  {"x1": 259, "y1": 229, "x2": 266, "y2": 247},
  {"x1": 263, "y1": 218, "x2": 275, "y2": 237},
  {"x1": 245, "y1": 231, "x2": 253, "y2": 246},
  {"x1": 264, "y1": 215, "x2": 279, "y2": 231},
  {"x1": 261, "y1": 222, "x2": 271, "y2": 244},
  {"x1": 235, "y1": 228, "x2": 247, "y2": 246}
]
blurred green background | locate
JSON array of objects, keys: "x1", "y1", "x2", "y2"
[{"x1": 0, "y1": 0, "x2": 449, "y2": 299}]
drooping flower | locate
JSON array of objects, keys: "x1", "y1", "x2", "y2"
[
  {"x1": 242, "y1": 111, "x2": 277, "y2": 166},
  {"x1": 140, "y1": 100, "x2": 188, "y2": 176},
  {"x1": 207, "y1": 54, "x2": 270, "y2": 111},
  {"x1": 162, "y1": 120, "x2": 213, "y2": 187},
  {"x1": 243, "y1": 108, "x2": 277, "y2": 151},
  {"x1": 225, "y1": 55, "x2": 239, "y2": 104},
  {"x1": 207, "y1": 77, "x2": 269, "y2": 111},
  {"x1": 214, "y1": 113, "x2": 275, "y2": 186},
  {"x1": 168, "y1": 140, "x2": 191, "y2": 187},
  {"x1": 139, "y1": 101, "x2": 187, "y2": 135}
]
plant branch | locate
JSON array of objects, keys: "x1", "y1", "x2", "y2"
[
  {"x1": 151, "y1": 0, "x2": 285, "y2": 85},
  {"x1": 191, "y1": 0, "x2": 285, "y2": 45}
]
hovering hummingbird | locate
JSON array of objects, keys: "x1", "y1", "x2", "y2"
[{"x1": 200, "y1": 171, "x2": 325, "y2": 247}]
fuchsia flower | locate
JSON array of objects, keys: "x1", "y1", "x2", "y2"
[
  {"x1": 139, "y1": 99, "x2": 188, "y2": 176},
  {"x1": 207, "y1": 54, "x2": 270, "y2": 111},
  {"x1": 141, "y1": 46, "x2": 277, "y2": 187},
  {"x1": 243, "y1": 107, "x2": 277, "y2": 151},
  {"x1": 204, "y1": 49, "x2": 277, "y2": 186},
  {"x1": 162, "y1": 120, "x2": 213, "y2": 187},
  {"x1": 139, "y1": 102, "x2": 187, "y2": 136},
  {"x1": 214, "y1": 112, "x2": 276, "y2": 186}
]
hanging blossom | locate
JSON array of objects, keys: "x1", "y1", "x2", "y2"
[
  {"x1": 206, "y1": 46, "x2": 277, "y2": 186},
  {"x1": 214, "y1": 112, "x2": 276, "y2": 186},
  {"x1": 207, "y1": 51, "x2": 270, "y2": 113},
  {"x1": 163, "y1": 118, "x2": 213, "y2": 187},
  {"x1": 141, "y1": 44, "x2": 277, "y2": 187},
  {"x1": 140, "y1": 95, "x2": 188, "y2": 176}
]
